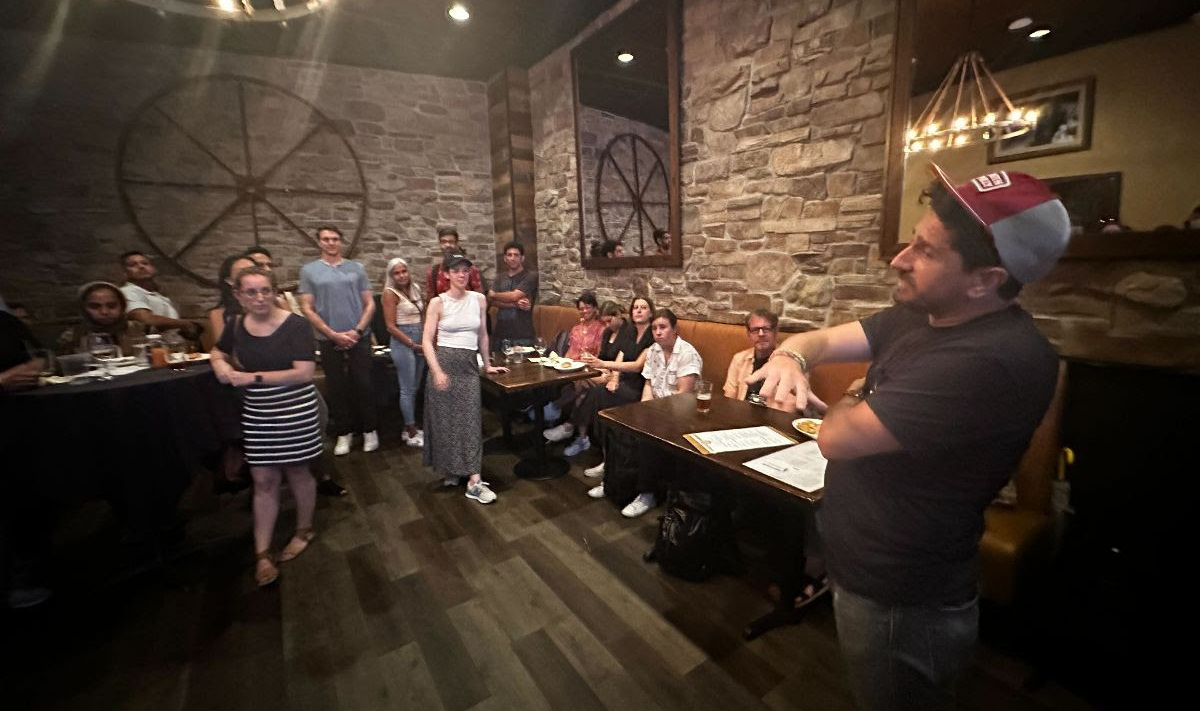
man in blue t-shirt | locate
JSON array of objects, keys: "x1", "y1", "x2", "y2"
[
  {"x1": 751, "y1": 164, "x2": 1070, "y2": 710},
  {"x1": 298, "y1": 225, "x2": 378, "y2": 456}
]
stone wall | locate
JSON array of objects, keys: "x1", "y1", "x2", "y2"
[
  {"x1": 577, "y1": 105, "x2": 670, "y2": 256},
  {"x1": 530, "y1": 0, "x2": 897, "y2": 326},
  {"x1": 0, "y1": 30, "x2": 494, "y2": 324}
]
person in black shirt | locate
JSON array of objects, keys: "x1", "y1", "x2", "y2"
[
  {"x1": 751, "y1": 164, "x2": 1070, "y2": 710},
  {"x1": 487, "y1": 241, "x2": 538, "y2": 345}
]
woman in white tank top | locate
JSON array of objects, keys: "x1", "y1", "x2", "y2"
[
  {"x1": 382, "y1": 257, "x2": 427, "y2": 446},
  {"x1": 421, "y1": 252, "x2": 507, "y2": 504}
]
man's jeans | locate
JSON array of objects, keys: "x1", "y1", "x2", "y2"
[{"x1": 834, "y1": 585, "x2": 978, "y2": 711}]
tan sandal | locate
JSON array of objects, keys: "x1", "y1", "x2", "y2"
[
  {"x1": 278, "y1": 528, "x2": 315, "y2": 563},
  {"x1": 255, "y1": 552, "x2": 279, "y2": 587}
]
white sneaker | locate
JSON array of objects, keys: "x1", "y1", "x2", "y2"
[
  {"x1": 621, "y1": 492, "x2": 656, "y2": 518},
  {"x1": 543, "y1": 423, "x2": 574, "y2": 442},
  {"x1": 403, "y1": 430, "x2": 424, "y2": 447},
  {"x1": 584, "y1": 461, "x2": 605, "y2": 478},
  {"x1": 466, "y1": 480, "x2": 497, "y2": 504},
  {"x1": 363, "y1": 431, "x2": 379, "y2": 452},
  {"x1": 587, "y1": 483, "x2": 605, "y2": 499},
  {"x1": 334, "y1": 434, "x2": 352, "y2": 456}
]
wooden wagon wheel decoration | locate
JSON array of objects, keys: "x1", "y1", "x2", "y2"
[
  {"x1": 117, "y1": 74, "x2": 368, "y2": 287},
  {"x1": 595, "y1": 132, "x2": 669, "y2": 253}
]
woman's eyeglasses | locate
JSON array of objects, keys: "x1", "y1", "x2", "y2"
[{"x1": 240, "y1": 287, "x2": 275, "y2": 298}]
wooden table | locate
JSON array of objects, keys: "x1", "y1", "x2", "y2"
[
  {"x1": 598, "y1": 392, "x2": 821, "y2": 504},
  {"x1": 599, "y1": 392, "x2": 822, "y2": 639},
  {"x1": 481, "y1": 360, "x2": 600, "y2": 480}
]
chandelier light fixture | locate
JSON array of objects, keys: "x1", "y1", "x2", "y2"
[
  {"x1": 121, "y1": 0, "x2": 333, "y2": 23},
  {"x1": 905, "y1": 51, "x2": 1037, "y2": 154}
]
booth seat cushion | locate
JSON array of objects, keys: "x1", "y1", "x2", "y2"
[{"x1": 979, "y1": 506, "x2": 1054, "y2": 605}]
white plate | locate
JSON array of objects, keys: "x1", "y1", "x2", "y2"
[
  {"x1": 527, "y1": 357, "x2": 545, "y2": 363},
  {"x1": 107, "y1": 356, "x2": 139, "y2": 367},
  {"x1": 792, "y1": 418, "x2": 822, "y2": 438},
  {"x1": 513, "y1": 346, "x2": 537, "y2": 353},
  {"x1": 184, "y1": 353, "x2": 211, "y2": 363},
  {"x1": 554, "y1": 361, "x2": 585, "y2": 372}
]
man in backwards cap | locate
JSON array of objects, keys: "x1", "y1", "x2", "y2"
[{"x1": 751, "y1": 164, "x2": 1069, "y2": 710}]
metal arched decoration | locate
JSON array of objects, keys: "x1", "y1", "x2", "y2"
[
  {"x1": 117, "y1": 74, "x2": 368, "y2": 286},
  {"x1": 595, "y1": 132, "x2": 669, "y2": 251}
]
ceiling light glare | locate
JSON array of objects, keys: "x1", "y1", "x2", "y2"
[
  {"x1": 617, "y1": 51, "x2": 634, "y2": 64},
  {"x1": 447, "y1": 3, "x2": 470, "y2": 22},
  {"x1": 216, "y1": 0, "x2": 238, "y2": 12},
  {"x1": 1028, "y1": 27, "x2": 1052, "y2": 40},
  {"x1": 1007, "y1": 17, "x2": 1033, "y2": 31}
]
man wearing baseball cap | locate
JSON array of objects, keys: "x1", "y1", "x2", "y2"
[{"x1": 750, "y1": 164, "x2": 1069, "y2": 710}]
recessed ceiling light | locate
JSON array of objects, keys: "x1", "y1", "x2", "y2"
[
  {"x1": 447, "y1": 3, "x2": 470, "y2": 23},
  {"x1": 616, "y1": 51, "x2": 634, "y2": 64},
  {"x1": 1007, "y1": 17, "x2": 1033, "y2": 31},
  {"x1": 1028, "y1": 26, "x2": 1052, "y2": 40}
]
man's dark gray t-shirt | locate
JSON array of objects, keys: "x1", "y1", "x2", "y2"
[
  {"x1": 820, "y1": 303, "x2": 1058, "y2": 606},
  {"x1": 492, "y1": 268, "x2": 538, "y2": 342}
]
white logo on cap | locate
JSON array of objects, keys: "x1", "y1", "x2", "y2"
[{"x1": 971, "y1": 172, "x2": 1011, "y2": 192}]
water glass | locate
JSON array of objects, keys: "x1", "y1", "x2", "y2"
[
  {"x1": 501, "y1": 339, "x2": 515, "y2": 364},
  {"x1": 534, "y1": 337, "x2": 547, "y2": 358}
]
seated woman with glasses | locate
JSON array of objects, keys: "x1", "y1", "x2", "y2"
[{"x1": 212, "y1": 266, "x2": 321, "y2": 587}]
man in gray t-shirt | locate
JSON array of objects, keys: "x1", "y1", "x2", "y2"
[
  {"x1": 298, "y1": 226, "x2": 378, "y2": 456},
  {"x1": 487, "y1": 241, "x2": 538, "y2": 344}
]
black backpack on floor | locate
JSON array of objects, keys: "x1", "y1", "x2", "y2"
[{"x1": 645, "y1": 489, "x2": 742, "y2": 582}]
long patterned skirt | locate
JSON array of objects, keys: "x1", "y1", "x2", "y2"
[{"x1": 423, "y1": 346, "x2": 481, "y2": 478}]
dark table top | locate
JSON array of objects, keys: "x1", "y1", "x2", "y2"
[
  {"x1": 16, "y1": 363, "x2": 215, "y2": 397},
  {"x1": 482, "y1": 360, "x2": 601, "y2": 393},
  {"x1": 599, "y1": 392, "x2": 821, "y2": 504}
]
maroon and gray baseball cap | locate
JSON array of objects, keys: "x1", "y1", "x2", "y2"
[{"x1": 930, "y1": 162, "x2": 1070, "y2": 284}]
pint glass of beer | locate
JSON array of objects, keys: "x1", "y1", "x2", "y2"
[{"x1": 696, "y1": 380, "x2": 713, "y2": 413}]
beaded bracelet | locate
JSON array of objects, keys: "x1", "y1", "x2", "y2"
[{"x1": 770, "y1": 348, "x2": 808, "y2": 373}]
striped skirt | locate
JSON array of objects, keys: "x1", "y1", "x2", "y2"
[{"x1": 242, "y1": 383, "x2": 323, "y2": 467}]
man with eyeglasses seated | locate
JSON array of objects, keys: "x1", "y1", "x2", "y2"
[{"x1": 723, "y1": 309, "x2": 801, "y2": 413}]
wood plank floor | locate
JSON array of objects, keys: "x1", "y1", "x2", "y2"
[{"x1": 1, "y1": 418, "x2": 1097, "y2": 710}]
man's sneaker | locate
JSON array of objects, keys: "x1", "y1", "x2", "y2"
[
  {"x1": 363, "y1": 431, "x2": 379, "y2": 452},
  {"x1": 587, "y1": 483, "x2": 605, "y2": 499},
  {"x1": 543, "y1": 422, "x2": 573, "y2": 442},
  {"x1": 317, "y1": 478, "x2": 348, "y2": 497},
  {"x1": 563, "y1": 435, "x2": 591, "y2": 457},
  {"x1": 334, "y1": 434, "x2": 353, "y2": 456},
  {"x1": 402, "y1": 430, "x2": 425, "y2": 448},
  {"x1": 542, "y1": 402, "x2": 561, "y2": 422},
  {"x1": 466, "y1": 481, "x2": 497, "y2": 504},
  {"x1": 441, "y1": 476, "x2": 461, "y2": 488},
  {"x1": 584, "y1": 461, "x2": 605, "y2": 478},
  {"x1": 621, "y1": 492, "x2": 656, "y2": 518}
]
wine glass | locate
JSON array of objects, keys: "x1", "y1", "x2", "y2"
[{"x1": 88, "y1": 334, "x2": 118, "y2": 379}]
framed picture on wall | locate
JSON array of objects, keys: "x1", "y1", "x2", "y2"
[
  {"x1": 1043, "y1": 172, "x2": 1121, "y2": 233},
  {"x1": 988, "y1": 77, "x2": 1095, "y2": 164}
]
